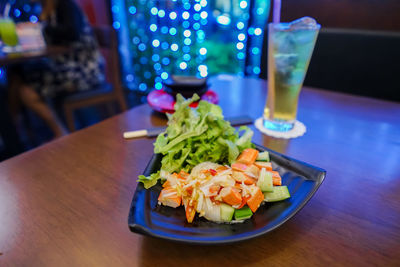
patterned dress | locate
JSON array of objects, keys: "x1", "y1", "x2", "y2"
[{"x1": 23, "y1": 0, "x2": 104, "y2": 98}]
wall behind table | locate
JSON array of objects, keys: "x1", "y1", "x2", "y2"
[
  {"x1": 280, "y1": 0, "x2": 400, "y2": 31},
  {"x1": 75, "y1": 0, "x2": 110, "y2": 26},
  {"x1": 75, "y1": 0, "x2": 114, "y2": 84}
]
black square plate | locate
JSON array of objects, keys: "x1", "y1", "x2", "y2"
[{"x1": 128, "y1": 144, "x2": 326, "y2": 244}]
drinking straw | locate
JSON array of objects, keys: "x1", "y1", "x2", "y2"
[
  {"x1": 273, "y1": 0, "x2": 281, "y2": 23},
  {"x1": 3, "y1": 3, "x2": 11, "y2": 18}
]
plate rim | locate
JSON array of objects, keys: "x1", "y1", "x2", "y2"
[{"x1": 128, "y1": 143, "x2": 326, "y2": 244}]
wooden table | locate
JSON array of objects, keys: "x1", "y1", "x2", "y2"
[
  {"x1": 0, "y1": 76, "x2": 399, "y2": 266},
  {"x1": 0, "y1": 46, "x2": 69, "y2": 66}
]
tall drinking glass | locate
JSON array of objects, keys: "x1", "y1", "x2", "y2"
[
  {"x1": 0, "y1": 18, "x2": 19, "y2": 47},
  {"x1": 263, "y1": 17, "x2": 320, "y2": 132}
]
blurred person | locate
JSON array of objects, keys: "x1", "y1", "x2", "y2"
[{"x1": 17, "y1": 0, "x2": 104, "y2": 138}]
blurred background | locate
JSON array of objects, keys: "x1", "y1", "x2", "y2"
[{"x1": 0, "y1": 0, "x2": 399, "y2": 161}]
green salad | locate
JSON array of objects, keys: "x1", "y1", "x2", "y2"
[{"x1": 138, "y1": 94, "x2": 254, "y2": 188}]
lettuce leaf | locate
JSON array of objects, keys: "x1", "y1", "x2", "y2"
[
  {"x1": 140, "y1": 94, "x2": 254, "y2": 188},
  {"x1": 137, "y1": 171, "x2": 160, "y2": 189}
]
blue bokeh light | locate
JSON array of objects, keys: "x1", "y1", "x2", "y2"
[
  {"x1": 161, "y1": 26, "x2": 168, "y2": 34},
  {"x1": 158, "y1": 10, "x2": 165, "y2": 18},
  {"x1": 252, "y1": 47, "x2": 260, "y2": 55},
  {"x1": 169, "y1": 12, "x2": 177, "y2": 20},
  {"x1": 199, "y1": 47, "x2": 207, "y2": 55},
  {"x1": 112, "y1": 5, "x2": 119, "y2": 13},
  {"x1": 154, "y1": 63, "x2": 162, "y2": 71},
  {"x1": 216, "y1": 15, "x2": 230, "y2": 25},
  {"x1": 240, "y1": 1, "x2": 248, "y2": 9},
  {"x1": 149, "y1": 24, "x2": 157, "y2": 32},
  {"x1": 182, "y1": 11, "x2": 190, "y2": 20},
  {"x1": 169, "y1": 27, "x2": 177, "y2": 35},
  {"x1": 152, "y1": 54, "x2": 160, "y2": 62},
  {"x1": 150, "y1": 7, "x2": 158, "y2": 15},
  {"x1": 183, "y1": 30, "x2": 191, "y2": 37},
  {"x1": 155, "y1": 82, "x2": 163, "y2": 90},
  {"x1": 132, "y1": 36, "x2": 140, "y2": 44},
  {"x1": 161, "y1": 42, "x2": 169, "y2": 50},
  {"x1": 162, "y1": 58, "x2": 170, "y2": 65},
  {"x1": 139, "y1": 83, "x2": 147, "y2": 91},
  {"x1": 236, "y1": 42, "x2": 244, "y2": 50},
  {"x1": 171, "y1": 43, "x2": 179, "y2": 51},
  {"x1": 29, "y1": 15, "x2": 38, "y2": 23},
  {"x1": 237, "y1": 52, "x2": 245, "y2": 60},
  {"x1": 179, "y1": 62, "x2": 188, "y2": 70},
  {"x1": 14, "y1": 9, "x2": 21, "y2": 18},
  {"x1": 200, "y1": 11, "x2": 208, "y2": 19},
  {"x1": 161, "y1": 72, "x2": 169, "y2": 79},
  {"x1": 138, "y1": 43, "x2": 146, "y2": 51},
  {"x1": 129, "y1": 6, "x2": 137, "y2": 14},
  {"x1": 194, "y1": 4, "x2": 201, "y2": 11}
]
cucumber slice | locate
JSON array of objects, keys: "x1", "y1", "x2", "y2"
[
  {"x1": 234, "y1": 206, "x2": 253, "y2": 220},
  {"x1": 220, "y1": 203, "x2": 235, "y2": 222},
  {"x1": 257, "y1": 151, "x2": 270, "y2": 162},
  {"x1": 264, "y1": 186, "x2": 290, "y2": 202},
  {"x1": 257, "y1": 168, "x2": 274, "y2": 192}
]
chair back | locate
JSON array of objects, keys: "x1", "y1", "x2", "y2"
[
  {"x1": 259, "y1": 27, "x2": 400, "y2": 102},
  {"x1": 91, "y1": 25, "x2": 127, "y2": 110}
]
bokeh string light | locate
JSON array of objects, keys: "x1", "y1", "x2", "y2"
[{"x1": 110, "y1": 0, "x2": 269, "y2": 93}]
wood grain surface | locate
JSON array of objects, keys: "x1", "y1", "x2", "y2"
[
  {"x1": 0, "y1": 46, "x2": 70, "y2": 66},
  {"x1": 0, "y1": 76, "x2": 399, "y2": 266}
]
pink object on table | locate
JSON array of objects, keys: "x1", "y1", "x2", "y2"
[{"x1": 147, "y1": 89, "x2": 219, "y2": 113}]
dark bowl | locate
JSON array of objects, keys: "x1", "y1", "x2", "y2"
[
  {"x1": 128, "y1": 143, "x2": 326, "y2": 244},
  {"x1": 163, "y1": 75, "x2": 209, "y2": 98}
]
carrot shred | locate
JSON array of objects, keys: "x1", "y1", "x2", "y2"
[
  {"x1": 162, "y1": 180, "x2": 171, "y2": 188},
  {"x1": 185, "y1": 204, "x2": 196, "y2": 223}
]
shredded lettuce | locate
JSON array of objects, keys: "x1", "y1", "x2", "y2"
[
  {"x1": 138, "y1": 171, "x2": 160, "y2": 189},
  {"x1": 138, "y1": 94, "x2": 254, "y2": 188}
]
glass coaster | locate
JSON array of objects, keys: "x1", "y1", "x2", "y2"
[{"x1": 255, "y1": 117, "x2": 306, "y2": 139}]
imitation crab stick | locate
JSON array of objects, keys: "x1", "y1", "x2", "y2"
[
  {"x1": 243, "y1": 177, "x2": 256, "y2": 185},
  {"x1": 268, "y1": 171, "x2": 282, "y2": 186},
  {"x1": 220, "y1": 187, "x2": 242, "y2": 206},
  {"x1": 254, "y1": 161, "x2": 273, "y2": 171},
  {"x1": 237, "y1": 195, "x2": 250, "y2": 209},
  {"x1": 246, "y1": 187, "x2": 264, "y2": 212},
  {"x1": 237, "y1": 148, "x2": 259, "y2": 165},
  {"x1": 231, "y1": 162, "x2": 248, "y2": 172},
  {"x1": 158, "y1": 187, "x2": 181, "y2": 208}
]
